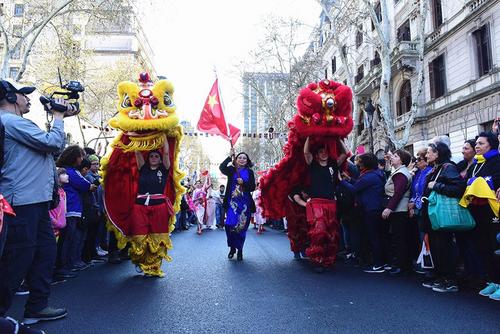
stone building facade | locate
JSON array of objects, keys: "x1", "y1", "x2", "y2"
[{"x1": 316, "y1": 0, "x2": 499, "y2": 157}]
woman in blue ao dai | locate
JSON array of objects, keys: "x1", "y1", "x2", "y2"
[{"x1": 219, "y1": 149, "x2": 256, "y2": 261}]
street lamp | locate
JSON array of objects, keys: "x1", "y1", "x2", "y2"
[{"x1": 365, "y1": 98, "x2": 375, "y2": 153}]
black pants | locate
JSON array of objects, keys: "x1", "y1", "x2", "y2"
[
  {"x1": 57, "y1": 217, "x2": 79, "y2": 272},
  {"x1": 0, "y1": 223, "x2": 6, "y2": 257},
  {"x1": 389, "y1": 211, "x2": 417, "y2": 270},
  {"x1": 364, "y1": 209, "x2": 389, "y2": 267},
  {"x1": 83, "y1": 212, "x2": 100, "y2": 262},
  {"x1": 0, "y1": 202, "x2": 56, "y2": 316},
  {"x1": 429, "y1": 230, "x2": 458, "y2": 278},
  {"x1": 469, "y1": 205, "x2": 500, "y2": 282}
]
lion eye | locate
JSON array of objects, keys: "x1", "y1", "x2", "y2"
[
  {"x1": 121, "y1": 94, "x2": 132, "y2": 108},
  {"x1": 163, "y1": 93, "x2": 174, "y2": 107}
]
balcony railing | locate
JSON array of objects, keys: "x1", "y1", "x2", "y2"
[{"x1": 467, "y1": 0, "x2": 488, "y2": 13}]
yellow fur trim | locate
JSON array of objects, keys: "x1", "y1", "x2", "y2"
[
  {"x1": 106, "y1": 220, "x2": 128, "y2": 250},
  {"x1": 129, "y1": 233, "x2": 172, "y2": 277},
  {"x1": 113, "y1": 131, "x2": 166, "y2": 153},
  {"x1": 109, "y1": 113, "x2": 180, "y2": 132},
  {"x1": 100, "y1": 77, "x2": 186, "y2": 272}
]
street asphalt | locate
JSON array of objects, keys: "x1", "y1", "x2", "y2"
[{"x1": 8, "y1": 227, "x2": 499, "y2": 334}]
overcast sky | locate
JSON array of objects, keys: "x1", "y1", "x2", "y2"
[{"x1": 143, "y1": 0, "x2": 321, "y2": 164}]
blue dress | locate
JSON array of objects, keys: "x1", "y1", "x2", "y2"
[{"x1": 225, "y1": 168, "x2": 252, "y2": 250}]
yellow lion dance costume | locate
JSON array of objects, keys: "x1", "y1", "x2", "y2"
[{"x1": 100, "y1": 73, "x2": 184, "y2": 277}]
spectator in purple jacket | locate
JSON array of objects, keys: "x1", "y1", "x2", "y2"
[{"x1": 55, "y1": 146, "x2": 96, "y2": 276}]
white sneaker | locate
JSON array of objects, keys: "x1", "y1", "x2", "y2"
[{"x1": 96, "y1": 247, "x2": 108, "y2": 256}]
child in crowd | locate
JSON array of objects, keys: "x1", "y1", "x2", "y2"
[
  {"x1": 50, "y1": 168, "x2": 68, "y2": 237},
  {"x1": 252, "y1": 183, "x2": 266, "y2": 234},
  {"x1": 50, "y1": 168, "x2": 68, "y2": 284}
]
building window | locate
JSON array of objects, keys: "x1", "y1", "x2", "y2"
[
  {"x1": 431, "y1": 0, "x2": 443, "y2": 30},
  {"x1": 397, "y1": 20, "x2": 411, "y2": 42},
  {"x1": 356, "y1": 25, "x2": 363, "y2": 48},
  {"x1": 332, "y1": 57, "x2": 336, "y2": 74},
  {"x1": 429, "y1": 54, "x2": 446, "y2": 99},
  {"x1": 473, "y1": 24, "x2": 492, "y2": 76},
  {"x1": 73, "y1": 25, "x2": 82, "y2": 35},
  {"x1": 324, "y1": 68, "x2": 328, "y2": 79},
  {"x1": 396, "y1": 80, "x2": 412, "y2": 116},
  {"x1": 355, "y1": 65, "x2": 364, "y2": 83},
  {"x1": 12, "y1": 25, "x2": 22, "y2": 37},
  {"x1": 480, "y1": 120, "x2": 494, "y2": 132},
  {"x1": 341, "y1": 45, "x2": 347, "y2": 58},
  {"x1": 14, "y1": 4, "x2": 24, "y2": 17},
  {"x1": 371, "y1": 51, "x2": 381, "y2": 68},
  {"x1": 9, "y1": 67, "x2": 19, "y2": 79}
]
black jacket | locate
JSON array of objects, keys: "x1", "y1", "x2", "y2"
[
  {"x1": 219, "y1": 156, "x2": 256, "y2": 213},
  {"x1": 465, "y1": 153, "x2": 500, "y2": 190},
  {"x1": 424, "y1": 162, "x2": 466, "y2": 199}
]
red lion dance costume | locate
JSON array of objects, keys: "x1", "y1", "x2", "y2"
[
  {"x1": 100, "y1": 73, "x2": 184, "y2": 277},
  {"x1": 260, "y1": 79, "x2": 353, "y2": 268}
]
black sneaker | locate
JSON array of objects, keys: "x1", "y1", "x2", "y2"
[
  {"x1": 50, "y1": 276, "x2": 67, "y2": 286},
  {"x1": 56, "y1": 272, "x2": 77, "y2": 279},
  {"x1": 15, "y1": 284, "x2": 30, "y2": 296},
  {"x1": 432, "y1": 280, "x2": 458, "y2": 293},
  {"x1": 23, "y1": 306, "x2": 67, "y2": 325},
  {"x1": 388, "y1": 267, "x2": 405, "y2": 276},
  {"x1": 363, "y1": 265, "x2": 386, "y2": 273},
  {"x1": 3, "y1": 316, "x2": 46, "y2": 334},
  {"x1": 108, "y1": 251, "x2": 122, "y2": 264},
  {"x1": 90, "y1": 257, "x2": 107, "y2": 264},
  {"x1": 422, "y1": 278, "x2": 443, "y2": 289},
  {"x1": 70, "y1": 263, "x2": 90, "y2": 272}
]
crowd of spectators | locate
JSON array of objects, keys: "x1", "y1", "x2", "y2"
[{"x1": 337, "y1": 130, "x2": 500, "y2": 300}]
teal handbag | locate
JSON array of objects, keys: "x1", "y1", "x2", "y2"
[{"x1": 427, "y1": 191, "x2": 476, "y2": 231}]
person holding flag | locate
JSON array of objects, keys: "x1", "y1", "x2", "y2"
[
  {"x1": 219, "y1": 148, "x2": 256, "y2": 261},
  {"x1": 198, "y1": 77, "x2": 253, "y2": 260}
]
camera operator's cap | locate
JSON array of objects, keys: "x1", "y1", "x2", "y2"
[{"x1": 0, "y1": 80, "x2": 36, "y2": 100}]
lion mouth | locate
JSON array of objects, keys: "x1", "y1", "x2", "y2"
[{"x1": 128, "y1": 107, "x2": 169, "y2": 120}]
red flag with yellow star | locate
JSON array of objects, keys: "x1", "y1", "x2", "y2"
[{"x1": 197, "y1": 79, "x2": 240, "y2": 144}]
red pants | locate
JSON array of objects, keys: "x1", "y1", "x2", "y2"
[
  {"x1": 285, "y1": 200, "x2": 309, "y2": 253},
  {"x1": 130, "y1": 200, "x2": 172, "y2": 236},
  {"x1": 305, "y1": 198, "x2": 340, "y2": 267}
]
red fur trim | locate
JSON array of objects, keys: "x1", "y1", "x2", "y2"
[
  {"x1": 305, "y1": 199, "x2": 340, "y2": 267},
  {"x1": 260, "y1": 80, "x2": 353, "y2": 220}
]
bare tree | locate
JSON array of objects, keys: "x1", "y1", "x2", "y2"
[
  {"x1": 238, "y1": 16, "x2": 323, "y2": 167},
  {"x1": 319, "y1": 0, "x2": 429, "y2": 149},
  {"x1": 0, "y1": 0, "x2": 129, "y2": 81}
]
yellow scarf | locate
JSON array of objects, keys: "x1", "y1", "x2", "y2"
[{"x1": 474, "y1": 154, "x2": 485, "y2": 164}]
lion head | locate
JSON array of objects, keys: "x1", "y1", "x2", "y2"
[
  {"x1": 292, "y1": 79, "x2": 353, "y2": 138},
  {"x1": 109, "y1": 73, "x2": 179, "y2": 132}
]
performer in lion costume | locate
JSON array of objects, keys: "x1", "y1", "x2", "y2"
[
  {"x1": 100, "y1": 73, "x2": 184, "y2": 277},
  {"x1": 260, "y1": 79, "x2": 353, "y2": 268}
]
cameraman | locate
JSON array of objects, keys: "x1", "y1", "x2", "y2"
[{"x1": 0, "y1": 80, "x2": 68, "y2": 324}]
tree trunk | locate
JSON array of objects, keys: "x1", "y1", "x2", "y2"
[
  {"x1": 400, "y1": 0, "x2": 428, "y2": 147},
  {"x1": 76, "y1": 115, "x2": 87, "y2": 147}
]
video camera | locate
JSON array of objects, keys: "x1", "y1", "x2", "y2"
[{"x1": 39, "y1": 69, "x2": 84, "y2": 117}]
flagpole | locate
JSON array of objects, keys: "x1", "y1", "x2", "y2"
[
  {"x1": 213, "y1": 68, "x2": 239, "y2": 179},
  {"x1": 213, "y1": 67, "x2": 233, "y2": 149}
]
